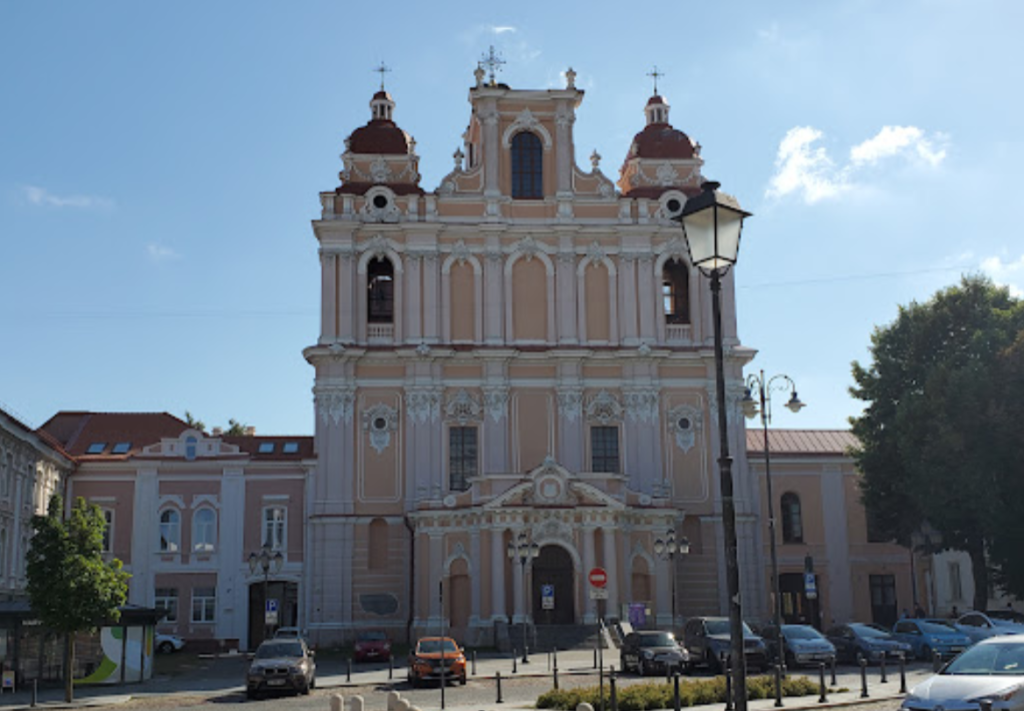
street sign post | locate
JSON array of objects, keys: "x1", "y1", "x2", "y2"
[
  {"x1": 265, "y1": 598, "x2": 279, "y2": 625},
  {"x1": 541, "y1": 584, "x2": 555, "y2": 610},
  {"x1": 588, "y1": 567, "x2": 608, "y2": 588},
  {"x1": 804, "y1": 573, "x2": 817, "y2": 600}
]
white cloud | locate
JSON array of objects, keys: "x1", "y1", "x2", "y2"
[
  {"x1": 767, "y1": 125, "x2": 948, "y2": 204},
  {"x1": 757, "y1": 22, "x2": 781, "y2": 42},
  {"x1": 850, "y1": 126, "x2": 947, "y2": 167},
  {"x1": 490, "y1": 25, "x2": 516, "y2": 34},
  {"x1": 23, "y1": 185, "x2": 113, "y2": 210},
  {"x1": 147, "y1": 243, "x2": 179, "y2": 262},
  {"x1": 980, "y1": 254, "x2": 1024, "y2": 297},
  {"x1": 766, "y1": 127, "x2": 849, "y2": 203}
]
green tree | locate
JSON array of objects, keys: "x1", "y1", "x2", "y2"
[
  {"x1": 184, "y1": 411, "x2": 206, "y2": 431},
  {"x1": 225, "y1": 418, "x2": 248, "y2": 436},
  {"x1": 989, "y1": 331, "x2": 1024, "y2": 597},
  {"x1": 26, "y1": 495, "x2": 130, "y2": 702},
  {"x1": 850, "y1": 275, "x2": 1024, "y2": 611}
]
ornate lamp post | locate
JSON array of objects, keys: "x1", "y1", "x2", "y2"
[
  {"x1": 507, "y1": 531, "x2": 539, "y2": 664},
  {"x1": 741, "y1": 372, "x2": 805, "y2": 659},
  {"x1": 249, "y1": 544, "x2": 284, "y2": 643},
  {"x1": 677, "y1": 180, "x2": 751, "y2": 711},
  {"x1": 654, "y1": 528, "x2": 691, "y2": 633}
]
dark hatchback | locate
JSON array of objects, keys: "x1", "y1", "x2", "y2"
[
  {"x1": 683, "y1": 616, "x2": 769, "y2": 673},
  {"x1": 620, "y1": 630, "x2": 690, "y2": 675}
]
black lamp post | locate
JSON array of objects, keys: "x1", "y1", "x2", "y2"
[
  {"x1": 654, "y1": 528, "x2": 691, "y2": 633},
  {"x1": 507, "y1": 531, "x2": 539, "y2": 664},
  {"x1": 249, "y1": 544, "x2": 284, "y2": 643},
  {"x1": 741, "y1": 371, "x2": 805, "y2": 657},
  {"x1": 677, "y1": 180, "x2": 751, "y2": 711}
]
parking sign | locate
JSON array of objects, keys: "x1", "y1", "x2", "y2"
[
  {"x1": 265, "y1": 598, "x2": 279, "y2": 625},
  {"x1": 541, "y1": 584, "x2": 555, "y2": 610}
]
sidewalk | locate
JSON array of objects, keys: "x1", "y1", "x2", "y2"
[{"x1": 0, "y1": 648, "x2": 930, "y2": 711}]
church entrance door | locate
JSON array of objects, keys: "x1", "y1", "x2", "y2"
[{"x1": 532, "y1": 545, "x2": 575, "y2": 625}]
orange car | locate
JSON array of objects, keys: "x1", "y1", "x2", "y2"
[{"x1": 407, "y1": 636, "x2": 467, "y2": 686}]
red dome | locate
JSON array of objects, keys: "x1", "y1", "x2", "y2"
[
  {"x1": 630, "y1": 124, "x2": 696, "y2": 159},
  {"x1": 347, "y1": 119, "x2": 411, "y2": 155},
  {"x1": 646, "y1": 94, "x2": 667, "y2": 106}
]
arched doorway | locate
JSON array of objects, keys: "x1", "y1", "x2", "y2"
[
  {"x1": 531, "y1": 545, "x2": 575, "y2": 625},
  {"x1": 248, "y1": 580, "x2": 299, "y2": 648}
]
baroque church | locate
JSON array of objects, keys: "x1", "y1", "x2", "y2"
[{"x1": 2, "y1": 64, "x2": 917, "y2": 657}]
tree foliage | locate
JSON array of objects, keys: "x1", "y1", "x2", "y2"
[
  {"x1": 26, "y1": 495, "x2": 130, "y2": 701},
  {"x1": 850, "y1": 275, "x2": 1024, "y2": 610},
  {"x1": 225, "y1": 418, "x2": 248, "y2": 436},
  {"x1": 184, "y1": 411, "x2": 206, "y2": 432}
]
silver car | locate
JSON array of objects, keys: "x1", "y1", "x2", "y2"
[
  {"x1": 956, "y1": 612, "x2": 1024, "y2": 645},
  {"x1": 902, "y1": 636, "x2": 1024, "y2": 711},
  {"x1": 246, "y1": 639, "x2": 316, "y2": 699}
]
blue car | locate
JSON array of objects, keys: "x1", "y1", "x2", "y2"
[
  {"x1": 892, "y1": 618, "x2": 971, "y2": 660},
  {"x1": 826, "y1": 623, "x2": 912, "y2": 664}
]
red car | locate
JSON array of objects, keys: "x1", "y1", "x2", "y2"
[{"x1": 354, "y1": 629, "x2": 392, "y2": 662}]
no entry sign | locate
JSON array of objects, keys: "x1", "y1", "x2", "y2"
[{"x1": 588, "y1": 567, "x2": 608, "y2": 588}]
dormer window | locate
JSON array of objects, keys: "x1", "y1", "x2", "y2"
[
  {"x1": 511, "y1": 131, "x2": 543, "y2": 199},
  {"x1": 258, "y1": 442, "x2": 275, "y2": 454},
  {"x1": 112, "y1": 442, "x2": 131, "y2": 454},
  {"x1": 86, "y1": 443, "x2": 106, "y2": 454}
]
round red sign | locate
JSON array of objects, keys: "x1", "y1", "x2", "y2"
[{"x1": 588, "y1": 567, "x2": 608, "y2": 588}]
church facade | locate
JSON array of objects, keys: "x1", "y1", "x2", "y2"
[{"x1": 303, "y1": 66, "x2": 765, "y2": 646}]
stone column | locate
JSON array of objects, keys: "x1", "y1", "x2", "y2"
[
  {"x1": 428, "y1": 533, "x2": 444, "y2": 624},
  {"x1": 405, "y1": 255, "x2": 422, "y2": 341},
  {"x1": 422, "y1": 253, "x2": 440, "y2": 342},
  {"x1": 484, "y1": 245, "x2": 504, "y2": 344},
  {"x1": 481, "y1": 101, "x2": 500, "y2": 197},
  {"x1": 470, "y1": 526, "x2": 482, "y2": 626},
  {"x1": 512, "y1": 555, "x2": 524, "y2": 624},
  {"x1": 620, "y1": 255, "x2": 638, "y2": 344},
  {"x1": 490, "y1": 527, "x2": 507, "y2": 621},
  {"x1": 602, "y1": 527, "x2": 620, "y2": 619},
  {"x1": 556, "y1": 249, "x2": 578, "y2": 344},
  {"x1": 637, "y1": 255, "x2": 656, "y2": 341},
  {"x1": 582, "y1": 526, "x2": 597, "y2": 623},
  {"x1": 320, "y1": 251, "x2": 337, "y2": 343},
  {"x1": 555, "y1": 103, "x2": 573, "y2": 196},
  {"x1": 338, "y1": 252, "x2": 355, "y2": 343}
]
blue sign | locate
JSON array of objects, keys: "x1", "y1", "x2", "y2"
[
  {"x1": 541, "y1": 584, "x2": 555, "y2": 610},
  {"x1": 804, "y1": 573, "x2": 818, "y2": 600}
]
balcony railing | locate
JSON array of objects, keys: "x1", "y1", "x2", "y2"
[
  {"x1": 367, "y1": 323, "x2": 394, "y2": 343},
  {"x1": 665, "y1": 323, "x2": 691, "y2": 343}
]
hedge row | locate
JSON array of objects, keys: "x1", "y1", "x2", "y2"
[{"x1": 536, "y1": 674, "x2": 821, "y2": 711}]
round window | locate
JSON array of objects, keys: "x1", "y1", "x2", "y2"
[
  {"x1": 677, "y1": 417, "x2": 691, "y2": 430},
  {"x1": 373, "y1": 417, "x2": 387, "y2": 431},
  {"x1": 372, "y1": 194, "x2": 389, "y2": 209},
  {"x1": 666, "y1": 198, "x2": 682, "y2": 213}
]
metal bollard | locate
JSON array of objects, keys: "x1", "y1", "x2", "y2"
[
  {"x1": 610, "y1": 671, "x2": 618, "y2": 711},
  {"x1": 554, "y1": 650, "x2": 559, "y2": 690},
  {"x1": 773, "y1": 664, "x2": 784, "y2": 708},
  {"x1": 818, "y1": 663, "x2": 828, "y2": 704},
  {"x1": 548, "y1": 650, "x2": 552, "y2": 671},
  {"x1": 389, "y1": 655, "x2": 394, "y2": 680},
  {"x1": 496, "y1": 670, "x2": 503, "y2": 704},
  {"x1": 32, "y1": 679, "x2": 38, "y2": 707},
  {"x1": 860, "y1": 658, "x2": 869, "y2": 699},
  {"x1": 330, "y1": 693, "x2": 343, "y2": 711},
  {"x1": 599, "y1": 662, "x2": 605, "y2": 711},
  {"x1": 347, "y1": 657, "x2": 352, "y2": 682},
  {"x1": 725, "y1": 655, "x2": 734, "y2": 711},
  {"x1": 830, "y1": 656, "x2": 837, "y2": 686},
  {"x1": 674, "y1": 672, "x2": 682, "y2": 711},
  {"x1": 881, "y1": 654, "x2": 888, "y2": 683},
  {"x1": 594, "y1": 647, "x2": 598, "y2": 668},
  {"x1": 554, "y1": 663, "x2": 559, "y2": 690},
  {"x1": 554, "y1": 648, "x2": 558, "y2": 671},
  {"x1": 899, "y1": 653, "x2": 907, "y2": 694},
  {"x1": 513, "y1": 655, "x2": 518, "y2": 674},
  {"x1": 933, "y1": 650, "x2": 943, "y2": 672},
  {"x1": 472, "y1": 650, "x2": 477, "y2": 676}
]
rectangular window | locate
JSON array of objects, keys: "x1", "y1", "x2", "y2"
[
  {"x1": 448, "y1": 426, "x2": 478, "y2": 492},
  {"x1": 155, "y1": 588, "x2": 178, "y2": 623},
  {"x1": 86, "y1": 442, "x2": 106, "y2": 454},
  {"x1": 101, "y1": 509, "x2": 113, "y2": 554},
  {"x1": 950, "y1": 562, "x2": 963, "y2": 601},
  {"x1": 111, "y1": 442, "x2": 131, "y2": 454},
  {"x1": 191, "y1": 587, "x2": 216, "y2": 623},
  {"x1": 590, "y1": 426, "x2": 620, "y2": 473},
  {"x1": 263, "y1": 507, "x2": 286, "y2": 550},
  {"x1": 282, "y1": 442, "x2": 299, "y2": 454},
  {"x1": 258, "y1": 442, "x2": 275, "y2": 454}
]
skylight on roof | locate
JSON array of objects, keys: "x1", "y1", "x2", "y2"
[
  {"x1": 282, "y1": 442, "x2": 299, "y2": 454},
  {"x1": 112, "y1": 442, "x2": 131, "y2": 454},
  {"x1": 258, "y1": 442, "x2": 275, "y2": 454},
  {"x1": 86, "y1": 442, "x2": 107, "y2": 454}
]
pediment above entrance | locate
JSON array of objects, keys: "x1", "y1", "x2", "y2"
[{"x1": 484, "y1": 457, "x2": 626, "y2": 511}]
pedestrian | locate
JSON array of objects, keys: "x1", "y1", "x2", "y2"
[
  {"x1": 901, "y1": 608, "x2": 910, "y2": 619},
  {"x1": 914, "y1": 602, "x2": 926, "y2": 618},
  {"x1": 950, "y1": 605, "x2": 959, "y2": 619}
]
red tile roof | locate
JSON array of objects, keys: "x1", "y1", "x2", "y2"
[
  {"x1": 745, "y1": 429, "x2": 859, "y2": 456},
  {"x1": 221, "y1": 435, "x2": 314, "y2": 460},
  {"x1": 39, "y1": 411, "x2": 192, "y2": 458}
]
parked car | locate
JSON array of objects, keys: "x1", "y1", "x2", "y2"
[
  {"x1": 989, "y1": 609, "x2": 1024, "y2": 625},
  {"x1": 273, "y1": 627, "x2": 308, "y2": 642},
  {"x1": 825, "y1": 622, "x2": 912, "y2": 664},
  {"x1": 620, "y1": 630, "x2": 690, "y2": 676},
  {"x1": 245, "y1": 638, "x2": 316, "y2": 699},
  {"x1": 354, "y1": 629, "x2": 392, "y2": 662},
  {"x1": 682, "y1": 616, "x2": 769, "y2": 673},
  {"x1": 407, "y1": 637, "x2": 467, "y2": 687},
  {"x1": 761, "y1": 624, "x2": 836, "y2": 668},
  {"x1": 901, "y1": 636, "x2": 1024, "y2": 711},
  {"x1": 892, "y1": 618, "x2": 972, "y2": 661},
  {"x1": 155, "y1": 633, "x2": 186, "y2": 654},
  {"x1": 956, "y1": 612, "x2": 1024, "y2": 644}
]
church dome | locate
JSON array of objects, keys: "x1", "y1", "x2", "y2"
[
  {"x1": 629, "y1": 123, "x2": 697, "y2": 160},
  {"x1": 345, "y1": 89, "x2": 412, "y2": 155}
]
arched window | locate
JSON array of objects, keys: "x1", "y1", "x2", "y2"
[
  {"x1": 781, "y1": 493, "x2": 804, "y2": 543},
  {"x1": 185, "y1": 436, "x2": 197, "y2": 461},
  {"x1": 662, "y1": 260, "x2": 690, "y2": 324},
  {"x1": 511, "y1": 131, "x2": 543, "y2": 199},
  {"x1": 367, "y1": 257, "x2": 395, "y2": 323},
  {"x1": 159, "y1": 509, "x2": 180, "y2": 552},
  {"x1": 192, "y1": 508, "x2": 216, "y2": 552}
]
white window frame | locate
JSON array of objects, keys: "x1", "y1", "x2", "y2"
[
  {"x1": 262, "y1": 506, "x2": 286, "y2": 551},
  {"x1": 159, "y1": 508, "x2": 181, "y2": 552},
  {"x1": 191, "y1": 587, "x2": 216, "y2": 623},
  {"x1": 155, "y1": 587, "x2": 179, "y2": 623},
  {"x1": 192, "y1": 508, "x2": 217, "y2": 553}
]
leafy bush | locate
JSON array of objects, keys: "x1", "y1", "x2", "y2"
[{"x1": 536, "y1": 674, "x2": 820, "y2": 710}]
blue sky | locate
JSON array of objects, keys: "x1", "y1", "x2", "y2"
[{"x1": 2, "y1": 0, "x2": 1022, "y2": 436}]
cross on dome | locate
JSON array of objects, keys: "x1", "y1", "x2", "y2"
[
  {"x1": 373, "y1": 61, "x2": 392, "y2": 91},
  {"x1": 480, "y1": 45, "x2": 505, "y2": 86},
  {"x1": 647, "y1": 66, "x2": 665, "y2": 95}
]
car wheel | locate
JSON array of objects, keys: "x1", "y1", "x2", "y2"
[
  {"x1": 246, "y1": 689, "x2": 258, "y2": 701},
  {"x1": 707, "y1": 650, "x2": 722, "y2": 674},
  {"x1": 638, "y1": 659, "x2": 649, "y2": 676},
  {"x1": 460, "y1": 673, "x2": 467, "y2": 686},
  {"x1": 158, "y1": 641, "x2": 174, "y2": 654}
]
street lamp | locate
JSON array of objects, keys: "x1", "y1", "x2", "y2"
[
  {"x1": 654, "y1": 528, "x2": 691, "y2": 633},
  {"x1": 507, "y1": 530, "x2": 539, "y2": 664},
  {"x1": 249, "y1": 544, "x2": 284, "y2": 643},
  {"x1": 677, "y1": 179, "x2": 751, "y2": 711},
  {"x1": 741, "y1": 371, "x2": 805, "y2": 659}
]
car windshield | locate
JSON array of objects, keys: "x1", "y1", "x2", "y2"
[
  {"x1": 852, "y1": 624, "x2": 892, "y2": 639},
  {"x1": 943, "y1": 642, "x2": 1024, "y2": 676},
  {"x1": 418, "y1": 639, "x2": 458, "y2": 654},
  {"x1": 359, "y1": 631, "x2": 387, "y2": 641},
  {"x1": 256, "y1": 642, "x2": 304, "y2": 659},
  {"x1": 638, "y1": 632, "x2": 677, "y2": 647},
  {"x1": 920, "y1": 621, "x2": 956, "y2": 634},
  {"x1": 784, "y1": 626, "x2": 824, "y2": 640},
  {"x1": 706, "y1": 620, "x2": 755, "y2": 636}
]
